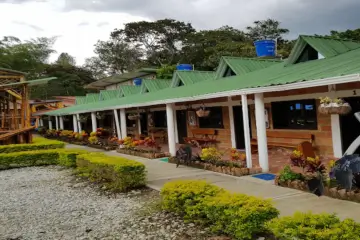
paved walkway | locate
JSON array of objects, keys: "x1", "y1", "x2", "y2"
[{"x1": 66, "y1": 144, "x2": 360, "y2": 221}]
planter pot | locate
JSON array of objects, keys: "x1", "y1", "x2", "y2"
[
  {"x1": 196, "y1": 109, "x2": 210, "y2": 118},
  {"x1": 318, "y1": 103, "x2": 352, "y2": 115},
  {"x1": 249, "y1": 167, "x2": 262, "y2": 175}
]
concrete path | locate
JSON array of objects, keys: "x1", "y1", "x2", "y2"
[{"x1": 66, "y1": 144, "x2": 360, "y2": 221}]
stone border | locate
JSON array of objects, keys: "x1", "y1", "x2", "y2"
[
  {"x1": 116, "y1": 148, "x2": 169, "y2": 159},
  {"x1": 168, "y1": 157, "x2": 262, "y2": 177},
  {"x1": 275, "y1": 176, "x2": 360, "y2": 203}
]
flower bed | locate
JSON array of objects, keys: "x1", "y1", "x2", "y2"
[
  {"x1": 276, "y1": 150, "x2": 360, "y2": 203},
  {"x1": 168, "y1": 157, "x2": 261, "y2": 176},
  {"x1": 117, "y1": 148, "x2": 169, "y2": 159},
  {"x1": 116, "y1": 137, "x2": 168, "y2": 159}
]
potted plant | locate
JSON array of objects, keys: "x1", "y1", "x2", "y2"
[{"x1": 319, "y1": 97, "x2": 351, "y2": 115}]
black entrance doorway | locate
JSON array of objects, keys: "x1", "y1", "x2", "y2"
[
  {"x1": 140, "y1": 113, "x2": 148, "y2": 136},
  {"x1": 176, "y1": 110, "x2": 188, "y2": 144},
  {"x1": 233, "y1": 106, "x2": 251, "y2": 149},
  {"x1": 340, "y1": 97, "x2": 360, "y2": 154}
]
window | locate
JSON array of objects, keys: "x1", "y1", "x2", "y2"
[
  {"x1": 271, "y1": 99, "x2": 317, "y2": 130},
  {"x1": 154, "y1": 111, "x2": 167, "y2": 128},
  {"x1": 199, "y1": 107, "x2": 224, "y2": 129},
  {"x1": 126, "y1": 114, "x2": 136, "y2": 127}
]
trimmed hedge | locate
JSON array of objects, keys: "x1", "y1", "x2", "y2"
[
  {"x1": 0, "y1": 149, "x2": 87, "y2": 169},
  {"x1": 0, "y1": 137, "x2": 65, "y2": 153},
  {"x1": 267, "y1": 212, "x2": 360, "y2": 240},
  {"x1": 161, "y1": 180, "x2": 279, "y2": 240},
  {"x1": 76, "y1": 153, "x2": 146, "y2": 192}
]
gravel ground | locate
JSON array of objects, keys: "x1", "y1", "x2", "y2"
[{"x1": 0, "y1": 167, "x2": 217, "y2": 240}]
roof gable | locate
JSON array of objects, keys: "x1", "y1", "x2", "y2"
[
  {"x1": 171, "y1": 71, "x2": 215, "y2": 87},
  {"x1": 85, "y1": 93, "x2": 100, "y2": 103},
  {"x1": 286, "y1": 35, "x2": 360, "y2": 65},
  {"x1": 75, "y1": 96, "x2": 86, "y2": 105},
  {"x1": 141, "y1": 79, "x2": 171, "y2": 93},
  {"x1": 99, "y1": 89, "x2": 121, "y2": 100},
  {"x1": 120, "y1": 85, "x2": 141, "y2": 96},
  {"x1": 216, "y1": 57, "x2": 282, "y2": 78}
]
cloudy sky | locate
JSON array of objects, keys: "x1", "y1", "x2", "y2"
[{"x1": 1, "y1": 0, "x2": 360, "y2": 65}]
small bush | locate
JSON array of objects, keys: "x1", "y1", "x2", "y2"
[
  {"x1": 76, "y1": 153, "x2": 146, "y2": 192},
  {"x1": 278, "y1": 165, "x2": 303, "y2": 183},
  {"x1": 160, "y1": 180, "x2": 279, "y2": 240},
  {"x1": 0, "y1": 149, "x2": 86, "y2": 169},
  {"x1": 267, "y1": 212, "x2": 360, "y2": 240},
  {"x1": 0, "y1": 137, "x2": 65, "y2": 153}
]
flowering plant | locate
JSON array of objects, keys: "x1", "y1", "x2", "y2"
[
  {"x1": 230, "y1": 148, "x2": 246, "y2": 162},
  {"x1": 201, "y1": 147, "x2": 222, "y2": 163}
]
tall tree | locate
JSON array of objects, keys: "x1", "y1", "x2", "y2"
[
  {"x1": 246, "y1": 18, "x2": 289, "y2": 40},
  {"x1": 328, "y1": 29, "x2": 360, "y2": 41},
  {"x1": 112, "y1": 18, "x2": 195, "y2": 65},
  {"x1": 84, "y1": 31, "x2": 143, "y2": 78},
  {"x1": 182, "y1": 26, "x2": 254, "y2": 70},
  {"x1": 56, "y1": 52, "x2": 76, "y2": 66}
]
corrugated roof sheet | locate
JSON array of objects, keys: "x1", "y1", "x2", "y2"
[
  {"x1": 75, "y1": 96, "x2": 86, "y2": 105},
  {"x1": 141, "y1": 79, "x2": 171, "y2": 93},
  {"x1": 286, "y1": 35, "x2": 360, "y2": 65},
  {"x1": 221, "y1": 57, "x2": 282, "y2": 76},
  {"x1": 100, "y1": 89, "x2": 121, "y2": 100},
  {"x1": 171, "y1": 71, "x2": 215, "y2": 87},
  {"x1": 49, "y1": 44, "x2": 360, "y2": 116},
  {"x1": 120, "y1": 85, "x2": 141, "y2": 96},
  {"x1": 85, "y1": 93, "x2": 100, "y2": 103}
]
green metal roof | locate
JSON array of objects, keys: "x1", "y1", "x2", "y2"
[
  {"x1": 171, "y1": 71, "x2": 215, "y2": 87},
  {"x1": 85, "y1": 93, "x2": 100, "y2": 103},
  {"x1": 0, "y1": 67, "x2": 27, "y2": 75},
  {"x1": 100, "y1": 89, "x2": 121, "y2": 100},
  {"x1": 0, "y1": 77, "x2": 57, "y2": 88},
  {"x1": 286, "y1": 35, "x2": 360, "y2": 65},
  {"x1": 85, "y1": 68, "x2": 158, "y2": 89},
  {"x1": 75, "y1": 96, "x2": 86, "y2": 105},
  {"x1": 141, "y1": 79, "x2": 171, "y2": 93},
  {"x1": 120, "y1": 85, "x2": 141, "y2": 96},
  {"x1": 216, "y1": 57, "x2": 282, "y2": 78}
]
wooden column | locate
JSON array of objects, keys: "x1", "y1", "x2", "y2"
[{"x1": 0, "y1": 101, "x2": 4, "y2": 129}]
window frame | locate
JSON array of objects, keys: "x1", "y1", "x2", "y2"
[{"x1": 271, "y1": 99, "x2": 318, "y2": 130}]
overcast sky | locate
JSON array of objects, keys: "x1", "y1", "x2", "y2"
[{"x1": 1, "y1": 0, "x2": 360, "y2": 65}]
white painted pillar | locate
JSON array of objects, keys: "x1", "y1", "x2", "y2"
[
  {"x1": 55, "y1": 116, "x2": 59, "y2": 130},
  {"x1": 254, "y1": 93, "x2": 269, "y2": 172},
  {"x1": 73, "y1": 115, "x2": 78, "y2": 132},
  {"x1": 174, "y1": 110, "x2": 179, "y2": 143},
  {"x1": 91, "y1": 112, "x2": 97, "y2": 132},
  {"x1": 137, "y1": 117, "x2": 142, "y2": 136},
  {"x1": 331, "y1": 114, "x2": 343, "y2": 157},
  {"x1": 120, "y1": 109, "x2": 127, "y2": 139},
  {"x1": 113, "y1": 109, "x2": 121, "y2": 139},
  {"x1": 228, "y1": 97, "x2": 236, "y2": 148},
  {"x1": 39, "y1": 118, "x2": 44, "y2": 127},
  {"x1": 59, "y1": 116, "x2": 64, "y2": 130},
  {"x1": 76, "y1": 114, "x2": 82, "y2": 132},
  {"x1": 241, "y1": 94, "x2": 252, "y2": 168},
  {"x1": 49, "y1": 119, "x2": 53, "y2": 130},
  {"x1": 166, "y1": 103, "x2": 176, "y2": 156}
]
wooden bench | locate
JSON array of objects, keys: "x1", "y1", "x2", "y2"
[
  {"x1": 251, "y1": 131, "x2": 315, "y2": 153},
  {"x1": 148, "y1": 128, "x2": 167, "y2": 143},
  {"x1": 184, "y1": 129, "x2": 217, "y2": 148}
]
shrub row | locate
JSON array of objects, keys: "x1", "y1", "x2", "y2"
[
  {"x1": 76, "y1": 153, "x2": 146, "y2": 192},
  {"x1": 0, "y1": 137, "x2": 65, "y2": 153},
  {"x1": 0, "y1": 149, "x2": 87, "y2": 169},
  {"x1": 161, "y1": 180, "x2": 360, "y2": 240},
  {"x1": 161, "y1": 180, "x2": 279, "y2": 239}
]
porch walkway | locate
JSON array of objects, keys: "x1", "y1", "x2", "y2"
[{"x1": 66, "y1": 144, "x2": 360, "y2": 221}]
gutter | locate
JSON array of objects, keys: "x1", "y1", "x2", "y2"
[{"x1": 52, "y1": 73, "x2": 360, "y2": 116}]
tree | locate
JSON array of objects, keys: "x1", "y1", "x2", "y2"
[
  {"x1": 328, "y1": 29, "x2": 360, "y2": 41},
  {"x1": 56, "y1": 52, "x2": 76, "y2": 66},
  {"x1": 84, "y1": 31, "x2": 143, "y2": 78},
  {"x1": 246, "y1": 18, "x2": 289, "y2": 41},
  {"x1": 112, "y1": 18, "x2": 195, "y2": 65},
  {"x1": 182, "y1": 26, "x2": 254, "y2": 70}
]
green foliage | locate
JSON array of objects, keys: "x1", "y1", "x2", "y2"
[
  {"x1": 266, "y1": 212, "x2": 360, "y2": 240},
  {"x1": 0, "y1": 137, "x2": 65, "y2": 153},
  {"x1": 156, "y1": 64, "x2": 176, "y2": 79},
  {"x1": 76, "y1": 153, "x2": 146, "y2": 192},
  {"x1": 160, "y1": 180, "x2": 279, "y2": 240},
  {"x1": 0, "y1": 149, "x2": 86, "y2": 169},
  {"x1": 278, "y1": 165, "x2": 303, "y2": 183}
]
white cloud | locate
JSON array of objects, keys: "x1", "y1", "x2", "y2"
[{"x1": 0, "y1": 0, "x2": 149, "y2": 65}]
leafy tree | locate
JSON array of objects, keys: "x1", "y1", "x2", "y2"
[
  {"x1": 156, "y1": 65, "x2": 176, "y2": 79},
  {"x1": 182, "y1": 26, "x2": 254, "y2": 70},
  {"x1": 328, "y1": 29, "x2": 360, "y2": 41},
  {"x1": 84, "y1": 31, "x2": 143, "y2": 78},
  {"x1": 56, "y1": 52, "x2": 76, "y2": 66},
  {"x1": 246, "y1": 18, "x2": 289, "y2": 41},
  {"x1": 113, "y1": 18, "x2": 195, "y2": 65}
]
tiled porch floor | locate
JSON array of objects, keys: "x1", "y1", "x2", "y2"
[{"x1": 160, "y1": 144, "x2": 333, "y2": 173}]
